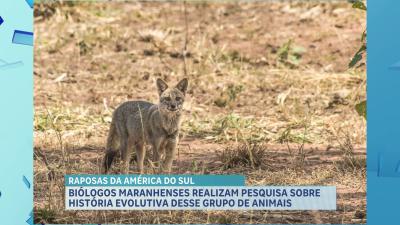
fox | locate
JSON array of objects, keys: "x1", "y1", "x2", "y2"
[{"x1": 102, "y1": 78, "x2": 189, "y2": 174}]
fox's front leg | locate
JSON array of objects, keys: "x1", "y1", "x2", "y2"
[
  {"x1": 151, "y1": 138, "x2": 163, "y2": 172},
  {"x1": 152, "y1": 146, "x2": 161, "y2": 169},
  {"x1": 162, "y1": 139, "x2": 177, "y2": 174}
]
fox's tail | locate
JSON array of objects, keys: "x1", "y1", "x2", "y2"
[{"x1": 102, "y1": 121, "x2": 118, "y2": 174}]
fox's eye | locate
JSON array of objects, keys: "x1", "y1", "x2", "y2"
[
  {"x1": 164, "y1": 97, "x2": 171, "y2": 102},
  {"x1": 175, "y1": 97, "x2": 182, "y2": 101}
]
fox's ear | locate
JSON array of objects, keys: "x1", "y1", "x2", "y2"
[
  {"x1": 176, "y1": 78, "x2": 188, "y2": 95},
  {"x1": 156, "y1": 78, "x2": 168, "y2": 95}
]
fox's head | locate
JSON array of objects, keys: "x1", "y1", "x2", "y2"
[{"x1": 156, "y1": 78, "x2": 188, "y2": 114}]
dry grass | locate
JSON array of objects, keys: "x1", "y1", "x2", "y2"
[
  {"x1": 34, "y1": 1, "x2": 366, "y2": 224},
  {"x1": 219, "y1": 143, "x2": 267, "y2": 169}
]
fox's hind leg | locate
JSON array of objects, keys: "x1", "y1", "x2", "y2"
[
  {"x1": 134, "y1": 141, "x2": 145, "y2": 174},
  {"x1": 102, "y1": 122, "x2": 118, "y2": 174},
  {"x1": 119, "y1": 136, "x2": 130, "y2": 174},
  {"x1": 126, "y1": 115, "x2": 146, "y2": 174}
]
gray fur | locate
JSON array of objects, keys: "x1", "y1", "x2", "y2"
[{"x1": 102, "y1": 78, "x2": 188, "y2": 174}]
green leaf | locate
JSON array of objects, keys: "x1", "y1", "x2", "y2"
[
  {"x1": 349, "y1": 54, "x2": 362, "y2": 68},
  {"x1": 361, "y1": 30, "x2": 367, "y2": 42},
  {"x1": 355, "y1": 100, "x2": 367, "y2": 119},
  {"x1": 349, "y1": 44, "x2": 366, "y2": 68},
  {"x1": 277, "y1": 39, "x2": 292, "y2": 61},
  {"x1": 352, "y1": 1, "x2": 367, "y2": 10}
]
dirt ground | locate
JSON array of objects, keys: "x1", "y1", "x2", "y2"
[{"x1": 34, "y1": 2, "x2": 366, "y2": 224}]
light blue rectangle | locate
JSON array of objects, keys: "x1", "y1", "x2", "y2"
[
  {"x1": 0, "y1": 0, "x2": 33, "y2": 224},
  {"x1": 65, "y1": 174, "x2": 245, "y2": 186},
  {"x1": 377, "y1": 152, "x2": 400, "y2": 177},
  {"x1": 65, "y1": 186, "x2": 336, "y2": 210},
  {"x1": 389, "y1": 60, "x2": 400, "y2": 70},
  {"x1": 369, "y1": 0, "x2": 400, "y2": 225},
  {"x1": 12, "y1": 30, "x2": 33, "y2": 46}
]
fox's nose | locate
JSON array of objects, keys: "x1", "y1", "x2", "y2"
[{"x1": 170, "y1": 105, "x2": 176, "y2": 109}]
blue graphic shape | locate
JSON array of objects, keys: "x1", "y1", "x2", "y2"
[
  {"x1": 377, "y1": 152, "x2": 400, "y2": 177},
  {"x1": 22, "y1": 175, "x2": 30, "y2": 189},
  {"x1": 0, "y1": 16, "x2": 3, "y2": 26},
  {"x1": 66, "y1": 174, "x2": 245, "y2": 186},
  {"x1": 0, "y1": 1, "x2": 33, "y2": 224},
  {"x1": 0, "y1": 59, "x2": 24, "y2": 70},
  {"x1": 26, "y1": 210, "x2": 33, "y2": 225},
  {"x1": 12, "y1": 30, "x2": 33, "y2": 46},
  {"x1": 396, "y1": 161, "x2": 400, "y2": 173},
  {"x1": 25, "y1": 0, "x2": 34, "y2": 8},
  {"x1": 389, "y1": 60, "x2": 400, "y2": 70}
]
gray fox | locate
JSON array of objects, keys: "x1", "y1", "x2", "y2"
[{"x1": 102, "y1": 78, "x2": 188, "y2": 174}]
